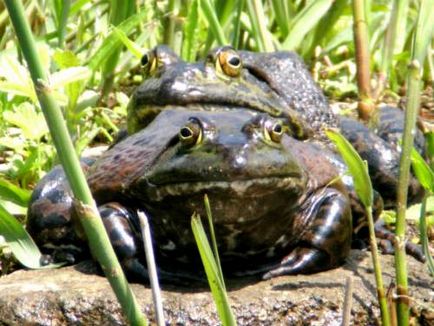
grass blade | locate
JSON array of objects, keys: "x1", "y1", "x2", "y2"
[
  {"x1": 326, "y1": 129, "x2": 390, "y2": 326},
  {"x1": 282, "y1": 0, "x2": 333, "y2": 51},
  {"x1": 191, "y1": 213, "x2": 236, "y2": 326},
  {"x1": 0, "y1": 204, "x2": 46, "y2": 268},
  {"x1": 181, "y1": 0, "x2": 199, "y2": 61},
  {"x1": 200, "y1": 0, "x2": 228, "y2": 45},
  {"x1": 87, "y1": 10, "x2": 146, "y2": 70},
  {"x1": 326, "y1": 129, "x2": 372, "y2": 207},
  {"x1": 203, "y1": 195, "x2": 225, "y2": 287},
  {"x1": 0, "y1": 179, "x2": 31, "y2": 207}
]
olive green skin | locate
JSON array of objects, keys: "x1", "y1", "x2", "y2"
[
  {"x1": 127, "y1": 46, "x2": 334, "y2": 139},
  {"x1": 28, "y1": 109, "x2": 352, "y2": 280}
]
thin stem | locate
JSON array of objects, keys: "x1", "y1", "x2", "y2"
[
  {"x1": 366, "y1": 207, "x2": 391, "y2": 326},
  {"x1": 342, "y1": 276, "x2": 353, "y2": 326},
  {"x1": 138, "y1": 212, "x2": 165, "y2": 326},
  {"x1": 395, "y1": 0, "x2": 433, "y2": 322},
  {"x1": 352, "y1": 0, "x2": 375, "y2": 121},
  {"x1": 58, "y1": 0, "x2": 71, "y2": 47}
]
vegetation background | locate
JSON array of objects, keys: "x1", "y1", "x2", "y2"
[{"x1": 0, "y1": 0, "x2": 432, "y2": 324}]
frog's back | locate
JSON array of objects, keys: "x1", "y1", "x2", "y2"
[{"x1": 239, "y1": 50, "x2": 337, "y2": 132}]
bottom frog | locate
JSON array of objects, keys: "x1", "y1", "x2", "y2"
[{"x1": 27, "y1": 109, "x2": 422, "y2": 282}]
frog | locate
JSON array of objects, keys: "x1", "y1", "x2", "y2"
[
  {"x1": 27, "y1": 46, "x2": 425, "y2": 281},
  {"x1": 28, "y1": 109, "x2": 353, "y2": 281}
]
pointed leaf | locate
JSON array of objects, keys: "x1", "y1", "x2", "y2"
[
  {"x1": 191, "y1": 214, "x2": 236, "y2": 325},
  {"x1": 326, "y1": 129, "x2": 373, "y2": 207},
  {"x1": 411, "y1": 148, "x2": 434, "y2": 193},
  {"x1": 0, "y1": 204, "x2": 44, "y2": 268},
  {"x1": 0, "y1": 178, "x2": 31, "y2": 207}
]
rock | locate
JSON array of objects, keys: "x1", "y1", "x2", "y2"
[{"x1": 0, "y1": 250, "x2": 432, "y2": 325}]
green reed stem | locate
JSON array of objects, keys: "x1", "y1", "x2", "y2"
[
  {"x1": 352, "y1": 0, "x2": 375, "y2": 121},
  {"x1": 377, "y1": 0, "x2": 408, "y2": 98},
  {"x1": 57, "y1": 0, "x2": 71, "y2": 47},
  {"x1": 4, "y1": 1, "x2": 146, "y2": 324},
  {"x1": 366, "y1": 207, "x2": 391, "y2": 326},
  {"x1": 201, "y1": 0, "x2": 228, "y2": 45},
  {"x1": 394, "y1": 0, "x2": 433, "y2": 324}
]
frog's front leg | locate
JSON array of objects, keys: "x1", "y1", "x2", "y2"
[
  {"x1": 263, "y1": 188, "x2": 352, "y2": 279},
  {"x1": 98, "y1": 203, "x2": 149, "y2": 282}
]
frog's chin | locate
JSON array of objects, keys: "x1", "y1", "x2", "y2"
[{"x1": 145, "y1": 176, "x2": 306, "y2": 202}]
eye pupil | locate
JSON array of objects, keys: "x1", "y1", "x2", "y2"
[
  {"x1": 273, "y1": 124, "x2": 282, "y2": 133},
  {"x1": 180, "y1": 127, "x2": 193, "y2": 138},
  {"x1": 228, "y1": 56, "x2": 240, "y2": 67},
  {"x1": 141, "y1": 54, "x2": 149, "y2": 66}
]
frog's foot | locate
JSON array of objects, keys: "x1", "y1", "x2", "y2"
[
  {"x1": 263, "y1": 189, "x2": 352, "y2": 279},
  {"x1": 99, "y1": 203, "x2": 150, "y2": 282},
  {"x1": 375, "y1": 220, "x2": 426, "y2": 262},
  {"x1": 263, "y1": 248, "x2": 329, "y2": 279}
]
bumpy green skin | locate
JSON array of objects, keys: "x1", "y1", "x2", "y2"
[{"x1": 27, "y1": 47, "x2": 424, "y2": 282}]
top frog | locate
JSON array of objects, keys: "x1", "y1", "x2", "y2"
[{"x1": 127, "y1": 45, "x2": 336, "y2": 139}]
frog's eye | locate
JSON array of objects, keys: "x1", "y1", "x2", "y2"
[
  {"x1": 217, "y1": 48, "x2": 242, "y2": 77},
  {"x1": 141, "y1": 50, "x2": 157, "y2": 76},
  {"x1": 179, "y1": 122, "x2": 202, "y2": 146},
  {"x1": 141, "y1": 53, "x2": 149, "y2": 66},
  {"x1": 265, "y1": 121, "x2": 284, "y2": 143}
]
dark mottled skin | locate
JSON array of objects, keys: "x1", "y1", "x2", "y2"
[
  {"x1": 28, "y1": 47, "x2": 425, "y2": 282},
  {"x1": 28, "y1": 110, "x2": 352, "y2": 281}
]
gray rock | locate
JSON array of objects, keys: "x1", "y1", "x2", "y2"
[{"x1": 0, "y1": 250, "x2": 432, "y2": 325}]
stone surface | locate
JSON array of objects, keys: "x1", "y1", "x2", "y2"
[{"x1": 0, "y1": 250, "x2": 432, "y2": 325}]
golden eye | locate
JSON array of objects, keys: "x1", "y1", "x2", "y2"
[
  {"x1": 265, "y1": 121, "x2": 284, "y2": 143},
  {"x1": 217, "y1": 47, "x2": 242, "y2": 77},
  {"x1": 141, "y1": 50, "x2": 157, "y2": 76},
  {"x1": 140, "y1": 53, "x2": 149, "y2": 66},
  {"x1": 179, "y1": 122, "x2": 202, "y2": 146}
]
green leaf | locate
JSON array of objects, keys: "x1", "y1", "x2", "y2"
[
  {"x1": 112, "y1": 26, "x2": 143, "y2": 60},
  {"x1": 0, "y1": 56, "x2": 36, "y2": 101},
  {"x1": 50, "y1": 67, "x2": 91, "y2": 90},
  {"x1": 411, "y1": 148, "x2": 434, "y2": 193},
  {"x1": 182, "y1": 0, "x2": 199, "y2": 61},
  {"x1": 191, "y1": 214, "x2": 236, "y2": 326},
  {"x1": 282, "y1": 0, "x2": 334, "y2": 50},
  {"x1": 0, "y1": 204, "x2": 45, "y2": 269},
  {"x1": 326, "y1": 129, "x2": 373, "y2": 208},
  {"x1": 88, "y1": 10, "x2": 147, "y2": 71},
  {"x1": 53, "y1": 50, "x2": 80, "y2": 69},
  {"x1": 3, "y1": 103, "x2": 49, "y2": 141},
  {"x1": 0, "y1": 178, "x2": 31, "y2": 207},
  {"x1": 426, "y1": 132, "x2": 434, "y2": 162}
]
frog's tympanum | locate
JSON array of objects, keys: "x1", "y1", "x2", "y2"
[{"x1": 27, "y1": 46, "x2": 424, "y2": 282}]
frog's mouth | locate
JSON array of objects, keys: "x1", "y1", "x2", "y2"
[{"x1": 145, "y1": 175, "x2": 306, "y2": 202}]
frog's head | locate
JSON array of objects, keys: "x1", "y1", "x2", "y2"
[
  {"x1": 141, "y1": 110, "x2": 308, "y2": 224},
  {"x1": 128, "y1": 46, "x2": 309, "y2": 138}
]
